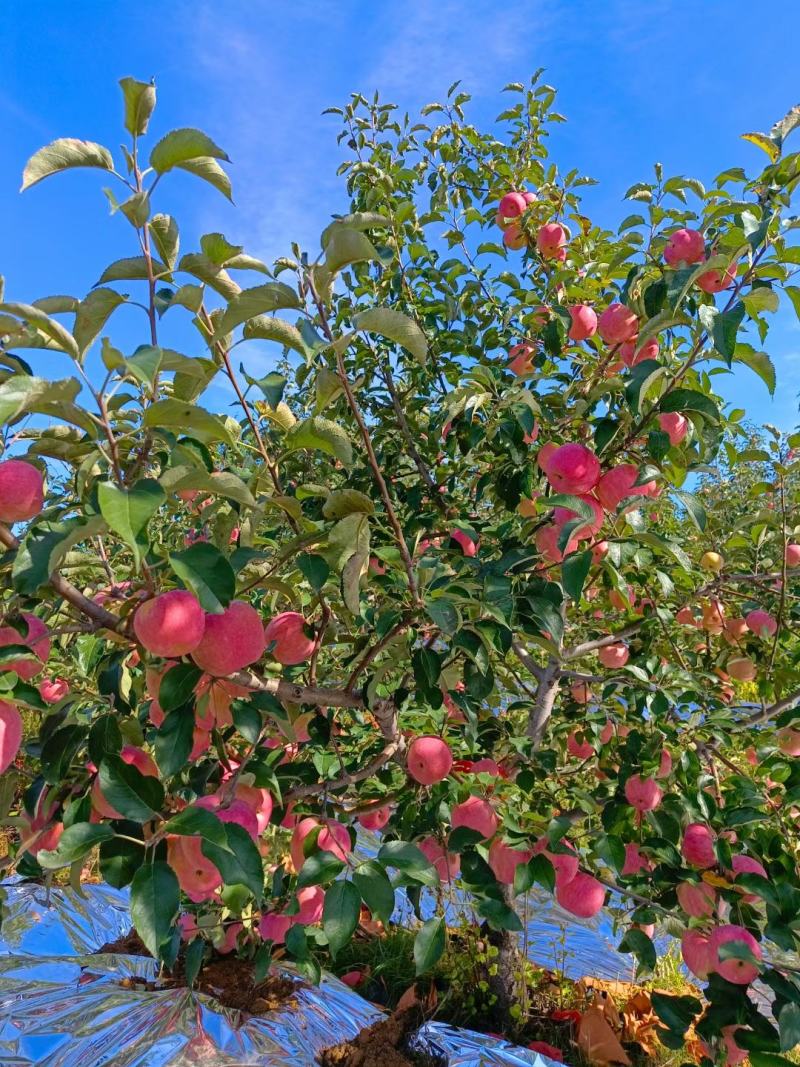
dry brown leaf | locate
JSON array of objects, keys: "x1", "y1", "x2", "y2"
[{"x1": 577, "y1": 1005, "x2": 632, "y2": 1066}]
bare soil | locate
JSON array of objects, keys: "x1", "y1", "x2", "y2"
[
  {"x1": 318, "y1": 1006, "x2": 438, "y2": 1067},
  {"x1": 98, "y1": 929, "x2": 300, "y2": 1014}
]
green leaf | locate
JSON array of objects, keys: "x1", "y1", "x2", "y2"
[
  {"x1": 98, "y1": 756, "x2": 165, "y2": 821},
  {"x1": 297, "y1": 553, "x2": 330, "y2": 592},
  {"x1": 711, "y1": 302, "x2": 745, "y2": 364},
  {"x1": 476, "y1": 898, "x2": 523, "y2": 932},
  {"x1": 425, "y1": 598, "x2": 459, "y2": 636},
  {"x1": 314, "y1": 367, "x2": 345, "y2": 413},
  {"x1": 143, "y1": 399, "x2": 235, "y2": 445},
  {"x1": 659, "y1": 389, "x2": 720, "y2": 421},
  {"x1": 320, "y1": 212, "x2": 389, "y2": 247},
  {"x1": 149, "y1": 128, "x2": 230, "y2": 174},
  {"x1": 96, "y1": 256, "x2": 168, "y2": 285},
  {"x1": 149, "y1": 215, "x2": 180, "y2": 270},
  {"x1": 99, "y1": 835, "x2": 144, "y2": 889},
  {"x1": 0, "y1": 375, "x2": 94, "y2": 434},
  {"x1": 119, "y1": 77, "x2": 156, "y2": 136},
  {"x1": 324, "y1": 227, "x2": 379, "y2": 274},
  {"x1": 674, "y1": 490, "x2": 707, "y2": 532},
  {"x1": 200, "y1": 232, "x2": 243, "y2": 265},
  {"x1": 214, "y1": 283, "x2": 301, "y2": 338},
  {"x1": 243, "y1": 316, "x2": 308, "y2": 357},
  {"x1": 38, "y1": 823, "x2": 114, "y2": 869},
  {"x1": 743, "y1": 287, "x2": 779, "y2": 316},
  {"x1": 242, "y1": 368, "x2": 287, "y2": 408},
  {"x1": 285, "y1": 416, "x2": 354, "y2": 466},
  {"x1": 0, "y1": 300, "x2": 79, "y2": 359},
  {"x1": 74, "y1": 288, "x2": 127, "y2": 354},
  {"x1": 159, "y1": 663, "x2": 202, "y2": 713},
  {"x1": 159, "y1": 466, "x2": 255, "y2": 509},
  {"x1": 750, "y1": 1055, "x2": 796, "y2": 1067},
  {"x1": 779, "y1": 1003, "x2": 800, "y2": 1052},
  {"x1": 353, "y1": 307, "x2": 428, "y2": 365},
  {"x1": 650, "y1": 991, "x2": 702, "y2": 1036},
  {"x1": 163, "y1": 806, "x2": 229, "y2": 847},
  {"x1": 12, "y1": 516, "x2": 106, "y2": 596},
  {"x1": 130, "y1": 861, "x2": 180, "y2": 960},
  {"x1": 322, "y1": 490, "x2": 374, "y2": 521},
  {"x1": 378, "y1": 840, "x2": 438, "y2": 886},
  {"x1": 125, "y1": 345, "x2": 163, "y2": 387},
  {"x1": 353, "y1": 860, "x2": 395, "y2": 923},
  {"x1": 169, "y1": 542, "x2": 236, "y2": 613},
  {"x1": 97, "y1": 479, "x2": 165, "y2": 569},
  {"x1": 154, "y1": 707, "x2": 194, "y2": 777},
  {"x1": 619, "y1": 927, "x2": 657, "y2": 971},
  {"x1": 414, "y1": 916, "x2": 445, "y2": 975},
  {"x1": 562, "y1": 549, "x2": 592, "y2": 600},
  {"x1": 297, "y1": 852, "x2": 346, "y2": 889},
  {"x1": 88, "y1": 715, "x2": 123, "y2": 767},
  {"x1": 174, "y1": 157, "x2": 233, "y2": 201},
  {"x1": 40, "y1": 725, "x2": 86, "y2": 785},
  {"x1": 201, "y1": 823, "x2": 264, "y2": 901},
  {"x1": 322, "y1": 880, "x2": 361, "y2": 956},
  {"x1": 21, "y1": 138, "x2": 115, "y2": 191}
]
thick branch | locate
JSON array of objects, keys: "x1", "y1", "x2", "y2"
[
  {"x1": 564, "y1": 620, "x2": 646, "y2": 661},
  {"x1": 527, "y1": 657, "x2": 561, "y2": 746},
  {"x1": 285, "y1": 740, "x2": 401, "y2": 803},
  {"x1": 511, "y1": 639, "x2": 544, "y2": 682},
  {"x1": 739, "y1": 687, "x2": 800, "y2": 729},
  {"x1": 229, "y1": 671, "x2": 365, "y2": 709}
]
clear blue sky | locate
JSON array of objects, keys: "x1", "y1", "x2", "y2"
[{"x1": 2, "y1": 1, "x2": 799, "y2": 429}]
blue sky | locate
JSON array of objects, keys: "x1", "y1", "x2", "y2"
[{"x1": 2, "y1": 1, "x2": 799, "y2": 429}]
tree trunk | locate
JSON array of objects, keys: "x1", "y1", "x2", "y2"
[{"x1": 485, "y1": 885, "x2": 524, "y2": 1034}]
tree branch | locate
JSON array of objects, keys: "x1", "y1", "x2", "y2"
[
  {"x1": 564, "y1": 620, "x2": 646, "y2": 661},
  {"x1": 739, "y1": 687, "x2": 800, "y2": 729}
]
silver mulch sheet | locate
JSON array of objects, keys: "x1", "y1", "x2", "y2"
[{"x1": 0, "y1": 880, "x2": 564, "y2": 1066}]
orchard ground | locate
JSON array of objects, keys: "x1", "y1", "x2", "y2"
[{"x1": 0, "y1": 74, "x2": 799, "y2": 1066}]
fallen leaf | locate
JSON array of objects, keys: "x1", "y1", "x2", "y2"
[{"x1": 577, "y1": 1005, "x2": 632, "y2": 1066}]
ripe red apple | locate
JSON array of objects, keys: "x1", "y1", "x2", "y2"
[
  {"x1": 419, "y1": 836, "x2": 461, "y2": 881},
  {"x1": 624, "y1": 774, "x2": 662, "y2": 813},
  {"x1": 555, "y1": 870, "x2": 605, "y2": 917},
  {"x1": 488, "y1": 838, "x2": 533, "y2": 884},
  {"x1": 264, "y1": 611, "x2": 315, "y2": 665},
  {"x1": 567, "y1": 304, "x2": 597, "y2": 341},
  {"x1": 727, "y1": 656, "x2": 756, "y2": 682},
  {"x1": 407, "y1": 735, "x2": 453, "y2": 785},
  {"x1": 696, "y1": 265, "x2": 737, "y2": 293},
  {"x1": 545, "y1": 443, "x2": 601, "y2": 495},
  {"x1": 290, "y1": 817, "x2": 350, "y2": 871},
  {"x1": 0, "y1": 700, "x2": 23, "y2": 775},
  {"x1": 598, "y1": 643, "x2": 629, "y2": 668},
  {"x1": 664, "y1": 228, "x2": 705, "y2": 267},
  {"x1": 508, "y1": 342, "x2": 535, "y2": 375},
  {"x1": 0, "y1": 613, "x2": 51, "y2": 680},
  {"x1": 777, "y1": 728, "x2": 800, "y2": 757},
  {"x1": 709, "y1": 924, "x2": 761, "y2": 985},
  {"x1": 535, "y1": 522, "x2": 579, "y2": 564},
  {"x1": 533, "y1": 836, "x2": 579, "y2": 883},
  {"x1": 451, "y1": 795, "x2": 498, "y2": 839},
  {"x1": 191, "y1": 601, "x2": 266, "y2": 676},
  {"x1": 133, "y1": 590, "x2": 206, "y2": 658},
  {"x1": 682, "y1": 822, "x2": 716, "y2": 868},
  {"x1": 681, "y1": 929, "x2": 715, "y2": 980},
  {"x1": 597, "y1": 303, "x2": 638, "y2": 344},
  {"x1": 0, "y1": 459, "x2": 44, "y2": 523},
  {"x1": 259, "y1": 912, "x2": 292, "y2": 944},
  {"x1": 536, "y1": 222, "x2": 567, "y2": 259},
  {"x1": 567, "y1": 729, "x2": 593, "y2": 758},
  {"x1": 358, "y1": 805, "x2": 392, "y2": 832},
  {"x1": 536, "y1": 440, "x2": 558, "y2": 474},
  {"x1": 167, "y1": 834, "x2": 223, "y2": 903},
  {"x1": 38, "y1": 677, "x2": 69, "y2": 704},
  {"x1": 498, "y1": 191, "x2": 528, "y2": 219},
  {"x1": 745, "y1": 609, "x2": 777, "y2": 639},
  {"x1": 785, "y1": 543, "x2": 800, "y2": 568},
  {"x1": 503, "y1": 223, "x2": 527, "y2": 250},
  {"x1": 621, "y1": 842, "x2": 652, "y2": 876},
  {"x1": 620, "y1": 337, "x2": 659, "y2": 367},
  {"x1": 677, "y1": 881, "x2": 717, "y2": 918},
  {"x1": 553, "y1": 495, "x2": 604, "y2": 540},
  {"x1": 596, "y1": 464, "x2": 656, "y2": 511},
  {"x1": 450, "y1": 529, "x2": 478, "y2": 556},
  {"x1": 658, "y1": 412, "x2": 689, "y2": 445},
  {"x1": 294, "y1": 885, "x2": 325, "y2": 925}
]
